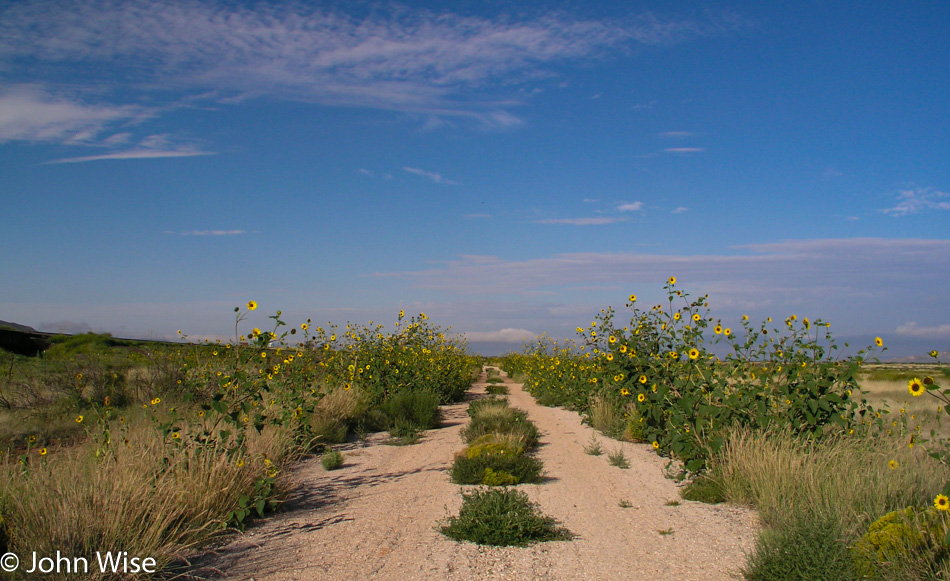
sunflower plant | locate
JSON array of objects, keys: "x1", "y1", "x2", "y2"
[{"x1": 505, "y1": 279, "x2": 885, "y2": 474}]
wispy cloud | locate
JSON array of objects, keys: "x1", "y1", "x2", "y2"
[
  {"x1": 373, "y1": 239, "x2": 950, "y2": 311},
  {"x1": 881, "y1": 187, "x2": 950, "y2": 216},
  {"x1": 672, "y1": 206, "x2": 689, "y2": 213},
  {"x1": 164, "y1": 230, "x2": 246, "y2": 236},
  {"x1": 403, "y1": 166, "x2": 459, "y2": 185},
  {"x1": 895, "y1": 322, "x2": 950, "y2": 339},
  {"x1": 0, "y1": 1, "x2": 751, "y2": 131},
  {"x1": 0, "y1": 85, "x2": 144, "y2": 144},
  {"x1": 47, "y1": 148, "x2": 214, "y2": 164},
  {"x1": 617, "y1": 202, "x2": 644, "y2": 212},
  {"x1": 665, "y1": 147, "x2": 705, "y2": 153},
  {"x1": 535, "y1": 217, "x2": 628, "y2": 225}
]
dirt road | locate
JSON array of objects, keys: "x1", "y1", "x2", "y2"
[{"x1": 190, "y1": 369, "x2": 757, "y2": 580}]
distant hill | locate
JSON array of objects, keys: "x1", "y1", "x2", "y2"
[{"x1": 0, "y1": 320, "x2": 40, "y2": 333}]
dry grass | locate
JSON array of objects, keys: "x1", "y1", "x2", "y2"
[
  {"x1": 0, "y1": 423, "x2": 298, "y2": 575},
  {"x1": 716, "y1": 427, "x2": 949, "y2": 535}
]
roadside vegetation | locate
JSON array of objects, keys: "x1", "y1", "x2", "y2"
[
  {"x1": 441, "y1": 371, "x2": 571, "y2": 547},
  {"x1": 0, "y1": 306, "x2": 478, "y2": 577},
  {"x1": 451, "y1": 398, "x2": 543, "y2": 486},
  {"x1": 502, "y1": 278, "x2": 950, "y2": 580}
]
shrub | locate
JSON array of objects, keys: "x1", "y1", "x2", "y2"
[
  {"x1": 469, "y1": 432, "x2": 531, "y2": 455},
  {"x1": 450, "y1": 449, "x2": 544, "y2": 485},
  {"x1": 851, "y1": 506, "x2": 950, "y2": 579},
  {"x1": 743, "y1": 516, "x2": 856, "y2": 581},
  {"x1": 380, "y1": 389, "x2": 441, "y2": 433},
  {"x1": 321, "y1": 450, "x2": 344, "y2": 471},
  {"x1": 440, "y1": 488, "x2": 572, "y2": 546},
  {"x1": 607, "y1": 448, "x2": 629, "y2": 469},
  {"x1": 583, "y1": 435, "x2": 603, "y2": 456},
  {"x1": 681, "y1": 474, "x2": 725, "y2": 504},
  {"x1": 485, "y1": 384, "x2": 508, "y2": 395},
  {"x1": 588, "y1": 396, "x2": 627, "y2": 440},
  {"x1": 309, "y1": 414, "x2": 348, "y2": 445},
  {"x1": 461, "y1": 401, "x2": 538, "y2": 449}
]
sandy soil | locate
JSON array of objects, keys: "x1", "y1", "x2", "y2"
[{"x1": 185, "y1": 368, "x2": 758, "y2": 580}]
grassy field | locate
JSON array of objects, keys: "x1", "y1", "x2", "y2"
[{"x1": 0, "y1": 307, "x2": 480, "y2": 579}]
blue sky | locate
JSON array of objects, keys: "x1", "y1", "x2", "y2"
[{"x1": 1, "y1": 0, "x2": 948, "y2": 356}]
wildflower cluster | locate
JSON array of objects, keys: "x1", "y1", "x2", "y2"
[{"x1": 504, "y1": 279, "x2": 883, "y2": 473}]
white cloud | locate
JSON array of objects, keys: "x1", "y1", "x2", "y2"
[
  {"x1": 0, "y1": 85, "x2": 142, "y2": 143},
  {"x1": 895, "y1": 322, "x2": 950, "y2": 339},
  {"x1": 617, "y1": 202, "x2": 644, "y2": 212},
  {"x1": 166, "y1": 230, "x2": 246, "y2": 236},
  {"x1": 464, "y1": 328, "x2": 537, "y2": 342},
  {"x1": 47, "y1": 148, "x2": 214, "y2": 164},
  {"x1": 665, "y1": 147, "x2": 704, "y2": 153},
  {"x1": 0, "y1": 2, "x2": 750, "y2": 129},
  {"x1": 403, "y1": 166, "x2": 459, "y2": 185},
  {"x1": 373, "y1": 238, "x2": 950, "y2": 301},
  {"x1": 672, "y1": 206, "x2": 689, "y2": 213},
  {"x1": 881, "y1": 187, "x2": 950, "y2": 216},
  {"x1": 535, "y1": 217, "x2": 628, "y2": 225}
]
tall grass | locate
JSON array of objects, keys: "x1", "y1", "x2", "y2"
[
  {"x1": 0, "y1": 424, "x2": 296, "y2": 575},
  {"x1": 715, "y1": 428, "x2": 950, "y2": 580}
]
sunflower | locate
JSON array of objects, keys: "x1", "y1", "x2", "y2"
[
  {"x1": 888, "y1": 460, "x2": 898, "y2": 470},
  {"x1": 247, "y1": 300, "x2": 257, "y2": 311},
  {"x1": 908, "y1": 378, "x2": 925, "y2": 397},
  {"x1": 936, "y1": 494, "x2": 950, "y2": 511},
  {"x1": 39, "y1": 447, "x2": 48, "y2": 456},
  {"x1": 637, "y1": 393, "x2": 646, "y2": 403},
  {"x1": 629, "y1": 294, "x2": 637, "y2": 302},
  {"x1": 692, "y1": 313, "x2": 701, "y2": 322},
  {"x1": 930, "y1": 350, "x2": 939, "y2": 358},
  {"x1": 688, "y1": 348, "x2": 700, "y2": 360},
  {"x1": 668, "y1": 276, "x2": 676, "y2": 285},
  {"x1": 673, "y1": 312, "x2": 681, "y2": 321},
  {"x1": 652, "y1": 441, "x2": 660, "y2": 450},
  {"x1": 620, "y1": 388, "x2": 630, "y2": 396},
  {"x1": 639, "y1": 375, "x2": 647, "y2": 384},
  {"x1": 875, "y1": 337, "x2": 883, "y2": 347},
  {"x1": 724, "y1": 328, "x2": 732, "y2": 336},
  {"x1": 301, "y1": 323, "x2": 308, "y2": 330},
  {"x1": 714, "y1": 325, "x2": 723, "y2": 335}
]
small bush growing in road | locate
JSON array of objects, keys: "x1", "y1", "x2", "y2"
[
  {"x1": 440, "y1": 488, "x2": 572, "y2": 546},
  {"x1": 321, "y1": 449, "x2": 344, "y2": 470}
]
